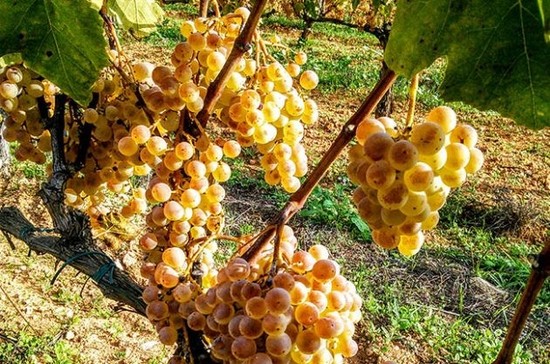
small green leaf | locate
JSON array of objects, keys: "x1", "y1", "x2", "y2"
[
  {"x1": 109, "y1": 0, "x2": 165, "y2": 37},
  {"x1": 385, "y1": 0, "x2": 550, "y2": 129},
  {"x1": 0, "y1": 0, "x2": 109, "y2": 106},
  {"x1": 351, "y1": 215, "x2": 371, "y2": 241}
]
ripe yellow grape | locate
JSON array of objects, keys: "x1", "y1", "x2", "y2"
[
  {"x1": 426, "y1": 105, "x2": 457, "y2": 133},
  {"x1": 355, "y1": 118, "x2": 385, "y2": 145},
  {"x1": 366, "y1": 160, "x2": 396, "y2": 190},
  {"x1": 207, "y1": 51, "x2": 226, "y2": 71},
  {"x1": 265, "y1": 333, "x2": 292, "y2": 357},
  {"x1": 363, "y1": 132, "x2": 395, "y2": 162},
  {"x1": 450, "y1": 124, "x2": 478, "y2": 147},
  {"x1": 439, "y1": 161, "x2": 467, "y2": 185},
  {"x1": 296, "y1": 329, "x2": 321, "y2": 355},
  {"x1": 150, "y1": 182, "x2": 172, "y2": 202},
  {"x1": 444, "y1": 143, "x2": 470, "y2": 170},
  {"x1": 0, "y1": 81, "x2": 19, "y2": 99},
  {"x1": 312, "y1": 259, "x2": 339, "y2": 282},
  {"x1": 294, "y1": 302, "x2": 320, "y2": 326},
  {"x1": 465, "y1": 147, "x2": 484, "y2": 174},
  {"x1": 146, "y1": 136, "x2": 168, "y2": 156},
  {"x1": 188, "y1": 32, "x2": 206, "y2": 51},
  {"x1": 398, "y1": 231, "x2": 425, "y2": 257},
  {"x1": 83, "y1": 108, "x2": 99, "y2": 123},
  {"x1": 162, "y1": 247, "x2": 187, "y2": 269},
  {"x1": 377, "y1": 181, "x2": 409, "y2": 210},
  {"x1": 131, "y1": 125, "x2": 151, "y2": 144},
  {"x1": 164, "y1": 200, "x2": 185, "y2": 221},
  {"x1": 175, "y1": 141, "x2": 194, "y2": 160},
  {"x1": 421, "y1": 211, "x2": 440, "y2": 230},
  {"x1": 231, "y1": 336, "x2": 257, "y2": 360},
  {"x1": 388, "y1": 140, "x2": 419, "y2": 171},
  {"x1": 314, "y1": 316, "x2": 344, "y2": 339},
  {"x1": 381, "y1": 208, "x2": 407, "y2": 226},
  {"x1": 299, "y1": 70, "x2": 319, "y2": 90},
  {"x1": 262, "y1": 313, "x2": 289, "y2": 336},
  {"x1": 185, "y1": 160, "x2": 207, "y2": 178},
  {"x1": 187, "y1": 311, "x2": 207, "y2": 331},
  {"x1": 418, "y1": 147, "x2": 447, "y2": 170},
  {"x1": 118, "y1": 136, "x2": 139, "y2": 156},
  {"x1": 410, "y1": 122, "x2": 446, "y2": 155},
  {"x1": 245, "y1": 297, "x2": 268, "y2": 319},
  {"x1": 403, "y1": 162, "x2": 434, "y2": 192},
  {"x1": 292, "y1": 51, "x2": 308, "y2": 66},
  {"x1": 286, "y1": 63, "x2": 301, "y2": 77}
]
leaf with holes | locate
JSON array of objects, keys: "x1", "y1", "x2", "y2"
[
  {"x1": 109, "y1": 0, "x2": 164, "y2": 37},
  {"x1": 0, "y1": 0, "x2": 109, "y2": 106},
  {"x1": 385, "y1": 0, "x2": 550, "y2": 129}
]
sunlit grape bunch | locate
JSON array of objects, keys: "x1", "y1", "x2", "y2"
[
  {"x1": 0, "y1": 64, "x2": 55, "y2": 165},
  {"x1": 174, "y1": 226, "x2": 361, "y2": 363},
  {"x1": 348, "y1": 106, "x2": 484, "y2": 256}
]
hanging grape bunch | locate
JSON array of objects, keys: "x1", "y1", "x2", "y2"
[
  {"x1": 348, "y1": 106, "x2": 484, "y2": 256},
  {"x1": 0, "y1": 4, "x2": 364, "y2": 363}
]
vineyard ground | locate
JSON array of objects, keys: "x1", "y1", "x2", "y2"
[{"x1": 0, "y1": 4, "x2": 549, "y2": 364}]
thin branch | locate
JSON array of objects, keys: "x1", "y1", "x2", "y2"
[
  {"x1": 196, "y1": 0, "x2": 268, "y2": 126},
  {"x1": 492, "y1": 240, "x2": 550, "y2": 364},
  {"x1": 242, "y1": 70, "x2": 397, "y2": 262}
]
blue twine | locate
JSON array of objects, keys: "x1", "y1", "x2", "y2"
[
  {"x1": 20, "y1": 227, "x2": 55, "y2": 239},
  {"x1": 19, "y1": 226, "x2": 55, "y2": 239},
  {"x1": 50, "y1": 251, "x2": 116, "y2": 286}
]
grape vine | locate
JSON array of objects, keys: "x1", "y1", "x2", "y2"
[{"x1": 0, "y1": 1, "x2": 548, "y2": 364}]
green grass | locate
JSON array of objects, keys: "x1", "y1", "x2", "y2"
[
  {"x1": 299, "y1": 183, "x2": 371, "y2": 241},
  {"x1": 0, "y1": 332, "x2": 79, "y2": 364},
  {"x1": 163, "y1": 3, "x2": 198, "y2": 14},
  {"x1": 8, "y1": 143, "x2": 48, "y2": 180},
  {"x1": 346, "y1": 263, "x2": 538, "y2": 363},
  {"x1": 144, "y1": 18, "x2": 184, "y2": 47},
  {"x1": 433, "y1": 189, "x2": 549, "y2": 306}
]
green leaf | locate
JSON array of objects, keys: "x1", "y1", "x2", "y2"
[
  {"x1": 351, "y1": 215, "x2": 371, "y2": 241},
  {"x1": 538, "y1": 0, "x2": 550, "y2": 41},
  {"x1": 385, "y1": 0, "x2": 550, "y2": 129},
  {"x1": 109, "y1": 0, "x2": 165, "y2": 37},
  {"x1": 0, "y1": 0, "x2": 109, "y2": 106}
]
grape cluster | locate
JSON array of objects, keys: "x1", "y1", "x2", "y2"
[
  {"x1": 177, "y1": 226, "x2": 361, "y2": 363},
  {"x1": 0, "y1": 65, "x2": 56, "y2": 165},
  {"x1": 0, "y1": 7, "x2": 360, "y2": 363},
  {"x1": 348, "y1": 106, "x2": 483, "y2": 256}
]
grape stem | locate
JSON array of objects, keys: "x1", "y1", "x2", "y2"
[
  {"x1": 492, "y1": 240, "x2": 550, "y2": 364},
  {"x1": 242, "y1": 70, "x2": 397, "y2": 263},
  {"x1": 405, "y1": 73, "x2": 419, "y2": 128},
  {"x1": 199, "y1": 0, "x2": 209, "y2": 17},
  {"x1": 196, "y1": 0, "x2": 268, "y2": 126}
]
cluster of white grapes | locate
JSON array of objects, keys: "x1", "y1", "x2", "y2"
[
  {"x1": 154, "y1": 225, "x2": 362, "y2": 364},
  {"x1": 0, "y1": 6, "x2": 360, "y2": 363},
  {"x1": 0, "y1": 65, "x2": 57, "y2": 165},
  {"x1": 348, "y1": 106, "x2": 483, "y2": 256}
]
